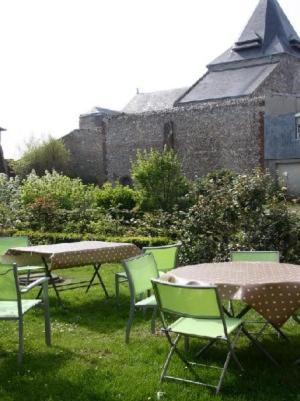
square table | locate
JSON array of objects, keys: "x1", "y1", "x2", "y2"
[{"x1": 5, "y1": 241, "x2": 141, "y2": 305}]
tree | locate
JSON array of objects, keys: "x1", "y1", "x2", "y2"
[
  {"x1": 131, "y1": 148, "x2": 189, "y2": 211},
  {"x1": 14, "y1": 136, "x2": 70, "y2": 178}
]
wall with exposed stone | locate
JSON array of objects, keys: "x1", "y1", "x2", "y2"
[
  {"x1": 255, "y1": 55, "x2": 300, "y2": 96},
  {"x1": 105, "y1": 97, "x2": 265, "y2": 182},
  {"x1": 63, "y1": 128, "x2": 106, "y2": 184}
]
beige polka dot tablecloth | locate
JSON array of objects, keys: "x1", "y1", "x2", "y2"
[
  {"x1": 163, "y1": 262, "x2": 300, "y2": 328},
  {"x1": 6, "y1": 241, "x2": 141, "y2": 270}
]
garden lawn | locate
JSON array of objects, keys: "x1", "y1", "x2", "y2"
[{"x1": 0, "y1": 264, "x2": 299, "y2": 401}]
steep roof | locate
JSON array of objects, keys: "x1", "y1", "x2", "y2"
[
  {"x1": 175, "y1": 63, "x2": 278, "y2": 105},
  {"x1": 176, "y1": 0, "x2": 300, "y2": 106},
  {"x1": 123, "y1": 88, "x2": 187, "y2": 114},
  {"x1": 209, "y1": 0, "x2": 300, "y2": 68}
]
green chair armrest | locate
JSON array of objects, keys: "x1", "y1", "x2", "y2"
[
  {"x1": 21, "y1": 277, "x2": 49, "y2": 293},
  {"x1": 17, "y1": 266, "x2": 45, "y2": 273}
]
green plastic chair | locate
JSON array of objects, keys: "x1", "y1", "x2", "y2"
[
  {"x1": 122, "y1": 253, "x2": 159, "y2": 343},
  {"x1": 231, "y1": 251, "x2": 280, "y2": 263},
  {"x1": 0, "y1": 263, "x2": 51, "y2": 364},
  {"x1": 0, "y1": 236, "x2": 45, "y2": 283},
  {"x1": 115, "y1": 243, "x2": 181, "y2": 305},
  {"x1": 152, "y1": 279, "x2": 279, "y2": 394},
  {"x1": 230, "y1": 250, "x2": 282, "y2": 338}
]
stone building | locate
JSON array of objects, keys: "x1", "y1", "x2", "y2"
[{"x1": 63, "y1": 0, "x2": 300, "y2": 196}]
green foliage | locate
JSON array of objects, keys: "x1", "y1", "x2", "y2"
[
  {"x1": 0, "y1": 174, "x2": 23, "y2": 229},
  {"x1": 95, "y1": 183, "x2": 140, "y2": 210},
  {"x1": 14, "y1": 136, "x2": 70, "y2": 178},
  {"x1": 2, "y1": 167, "x2": 300, "y2": 265},
  {"x1": 20, "y1": 171, "x2": 95, "y2": 209},
  {"x1": 131, "y1": 148, "x2": 190, "y2": 211},
  {"x1": 177, "y1": 169, "x2": 297, "y2": 264},
  {"x1": 0, "y1": 230, "x2": 170, "y2": 248}
]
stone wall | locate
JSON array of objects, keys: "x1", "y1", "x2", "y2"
[
  {"x1": 63, "y1": 128, "x2": 106, "y2": 184},
  {"x1": 106, "y1": 97, "x2": 265, "y2": 181},
  {"x1": 0, "y1": 145, "x2": 6, "y2": 174},
  {"x1": 255, "y1": 55, "x2": 300, "y2": 96}
]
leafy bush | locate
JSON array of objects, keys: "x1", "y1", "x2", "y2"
[
  {"x1": 21, "y1": 171, "x2": 95, "y2": 209},
  {"x1": 177, "y1": 169, "x2": 298, "y2": 264},
  {"x1": 0, "y1": 174, "x2": 23, "y2": 229},
  {"x1": 95, "y1": 183, "x2": 140, "y2": 210},
  {"x1": 131, "y1": 148, "x2": 190, "y2": 211},
  {"x1": 14, "y1": 136, "x2": 70, "y2": 178}
]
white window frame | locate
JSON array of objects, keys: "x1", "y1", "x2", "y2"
[{"x1": 295, "y1": 113, "x2": 300, "y2": 140}]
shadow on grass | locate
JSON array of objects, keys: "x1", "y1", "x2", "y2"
[
  {"x1": 184, "y1": 335, "x2": 300, "y2": 400},
  {"x1": 48, "y1": 293, "x2": 155, "y2": 336},
  {"x1": 0, "y1": 347, "x2": 121, "y2": 401}
]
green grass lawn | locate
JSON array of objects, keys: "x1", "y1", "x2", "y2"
[{"x1": 0, "y1": 264, "x2": 300, "y2": 401}]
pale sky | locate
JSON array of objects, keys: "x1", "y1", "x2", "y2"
[{"x1": 1, "y1": 0, "x2": 299, "y2": 158}]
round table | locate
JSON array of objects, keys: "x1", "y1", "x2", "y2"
[{"x1": 164, "y1": 262, "x2": 300, "y2": 327}]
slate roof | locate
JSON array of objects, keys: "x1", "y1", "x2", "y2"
[
  {"x1": 176, "y1": 0, "x2": 300, "y2": 106},
  {"x1": 209, "y1": 0, "x2": 300, "y2": 68},
  {"x1": 175, "y1": 63, "x2": 278, "y2": 105},
  {"x1": 80, "y1": 107, "x2": 120, "y2": 117},
  {"x1": 123, "y1": 88, "x2": 187, "y2": 114}
]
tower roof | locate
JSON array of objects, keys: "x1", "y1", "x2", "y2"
[{"x1": 209, "y1": 0, "x2": 300, "y2": 68}]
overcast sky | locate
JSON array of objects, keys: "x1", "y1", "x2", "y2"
[{"x1": 1, "y1": 0, "x2": 299, "y2": 158}]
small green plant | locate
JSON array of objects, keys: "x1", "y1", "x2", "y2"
[
  {"x1": 95, "y1": 183, "x2": 140, "y2": 210},
  {"x1": 131, "y1": 148, "x2": 190, "y2": 211}
]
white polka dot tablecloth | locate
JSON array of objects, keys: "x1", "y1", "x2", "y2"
[
  {"x1": 163, "y1": 262, "x2": 300, "y2": 327},
  {"x1": 6, "y1": 241, "x2": 141, "y2": 270}
]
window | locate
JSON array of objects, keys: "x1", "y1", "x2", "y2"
[{"x1": 296, "y1": 115, "x2": 300, "y2": 140}]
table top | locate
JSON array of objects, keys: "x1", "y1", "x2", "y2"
[
  {"x1": 168, "y1": 262, "x2": 300, "y2": 285},
  {"x1": 6, "y1": 241, "x2": 141, "y2": 270},
  {"x1": 164, "y1": 262, "x2": 300, "y2": 327}
]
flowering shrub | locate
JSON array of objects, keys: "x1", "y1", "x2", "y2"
[{"x1": 0, "y1": 174, "x2": 23, "y2": 229}]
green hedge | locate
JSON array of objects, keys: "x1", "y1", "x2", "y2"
[{"x1": 0, "y1": 229, "x2": 170, "y2": 248}]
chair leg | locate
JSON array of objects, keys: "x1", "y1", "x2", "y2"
[
  {"x1": 125, "y1": 304, "x2": 135, "y2": 344},
  {"x1": 151, "y1": 307, "x2": 157, "y2": 334},
  {"x1": 216, "y1": 349, "x2": 232, "y2": 394},
  {"x1": 162, "y1": 332, "x2": 200, "y2": 383},
  {"x1": 216, "y1": 328, "x2": 243, "y2": 394},
  {"x1": 43, "y1": 281, "x2": 51, "y2": 346},
  {"x1": 160, "y1": 334, "x2": 181, "y2": 383},
  {"x1": 18, "y1": 318, "x2": 24, "y2": 364}
]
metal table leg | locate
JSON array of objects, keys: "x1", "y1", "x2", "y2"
[
  {"x1": 85, "y1": 263, "x2": 109, "y2": 298},
  {"x1": 37, "y1": 257, "x2": 65, "y2": 308}
]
